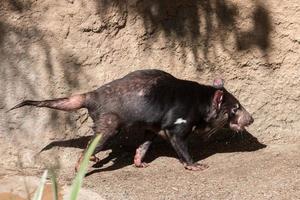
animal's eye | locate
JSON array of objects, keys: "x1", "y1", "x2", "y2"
[{"x1": 231, "y1": 104, "x2": 239, "y2": 114}]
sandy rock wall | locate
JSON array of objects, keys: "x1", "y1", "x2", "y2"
[{"x1": 0, "y1": 0, "x2": 299, "y2": 170}]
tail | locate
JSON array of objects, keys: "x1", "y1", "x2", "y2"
[{"x1": 8, "y1": 94, "x2": 87, "y2": 112}]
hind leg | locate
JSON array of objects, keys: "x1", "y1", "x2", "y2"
[
  {"x1": 75, "y1": 113, "x2": 121, "y2": 172},
  {"x1": 134, "y1": 140, "x2": 152, "y2": 168},
  {"x1": 134, "y1": 132, "x2": 156, "y2": 168}
]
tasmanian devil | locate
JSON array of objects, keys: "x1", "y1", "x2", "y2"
[{"x1": 9, "y1": 69, "x2": 254, "y2": 171}]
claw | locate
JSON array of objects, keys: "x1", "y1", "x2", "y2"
[
  {"x1": 89, "y1": 155, "x2": 100, "y2": 163},
  {"x1": 184, "y1": 163, "x2": 209, "y2": 171},
  {"x1": 134, "y1": 162, "x2": 149, "y2": 168}
]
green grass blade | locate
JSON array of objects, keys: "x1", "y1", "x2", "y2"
[
  {"x1": 32, "y1": 170, "x2": 48, "y2": 200},
  {"x1": 49, "y1": 169, "x2": 59, "y2": 200},
  {"x1": 69, "y1": 134, "x2": 102, "y2": 200}
]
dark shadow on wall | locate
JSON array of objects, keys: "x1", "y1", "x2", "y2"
[
  {"x1": 236, "y1": 5, "x2": 271, "y2": 51},
  {"x1": 0, "y1": 21, "x2": 88, "y2": 133},
  {"x1": 94, "y1": 0, "x2": 272, "y2": 68},
  {"x1": 4, "y1": 0, "x2": 32, "y2": 12}
]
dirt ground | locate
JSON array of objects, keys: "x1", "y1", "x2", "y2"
[
  {"x1": 82, "y1": 142, "x2": 300, "y2": 200},
  {"x1": 1, "y1": 132, "x2": 299, "y2": 200},
  {"x1": 81, "y1": 134, "x2": 300, "y2": 200}
]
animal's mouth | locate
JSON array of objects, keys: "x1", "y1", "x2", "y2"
[
  {"x1": 229, "y1": 120, "x2": 253, "y2": 132},
  {"x1": 229, "y1": 122, "x2": 246, "y2": 132}
]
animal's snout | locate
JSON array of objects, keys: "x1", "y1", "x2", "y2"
[
  {"x1": 242, "y1": 114, "x2": 254, "y2": 127},
  {"x1": 235, "y1": 110, "x2": 254, "y2": 130},
  {"x1": 249, "y1": 116, "x2": 254, "y2": 125}
]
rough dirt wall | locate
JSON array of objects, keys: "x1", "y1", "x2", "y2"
[{"x1": 0, "y1": 0, "x2": 299, "y2": 171}]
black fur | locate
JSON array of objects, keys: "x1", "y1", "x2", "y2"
[{"x1": 10, "y1": 69, "x2": 253, "y2": 170}]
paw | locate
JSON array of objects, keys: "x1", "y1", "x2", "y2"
[
  {"x1": 184, "y1": 163, "x2": 209, "y2": 171},
  {"x1": 134, "y1": 162, "x2": 149, "y2": 168}
]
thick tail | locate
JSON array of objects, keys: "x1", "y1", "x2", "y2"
[{"x1": 8, "y1": 94, "x2": 87, "y2": 112}]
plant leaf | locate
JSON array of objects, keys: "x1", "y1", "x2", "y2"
[
  {"x1": 32, "y1": 170, "x2": 48, "y2": 200},
  {"x1": 69, "y1": 134, "x2": 101, "y2": 200},
  {"x1": 49, "y1": 169, "x2": 59, "y2": 200}
]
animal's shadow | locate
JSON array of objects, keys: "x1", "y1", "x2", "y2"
[{"x1": 41, "y1": 129, "x2": 266, "y2": 176}]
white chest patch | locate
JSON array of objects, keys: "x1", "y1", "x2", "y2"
[
  {"x1": 192, "y1": 126, "x2": 197, "y2": 131},
  {"x1": 174, "y1": 118, "x2": 187, "y2": 125},
  {"x1": 138, "y1": 89, "x2": 145, "y2": 96}
]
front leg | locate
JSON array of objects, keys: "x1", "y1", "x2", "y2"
[{"x1": 167, "y1": 127, "x2": 209, "y2": 171}]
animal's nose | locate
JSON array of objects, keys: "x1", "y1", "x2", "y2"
[{"x1": 249, "y1": 116, "x2": 254, "y2": 124}]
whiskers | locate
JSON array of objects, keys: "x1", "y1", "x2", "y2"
[
  {"x1": 204, "y1": 119, "x2": 227, "y2": 140},
  {"x1": 203, "y1": 111, "x2": 228, "y2": 141}
]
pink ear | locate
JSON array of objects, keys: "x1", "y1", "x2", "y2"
[
  {"x1": 213, "y1": 78, "x2": 224, "y2": 89},
  {"x1": 213, "y1": 90, "x2": 224, "y2": 110}
]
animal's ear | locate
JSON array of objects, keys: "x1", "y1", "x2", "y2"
[
  {"x1": 213, "y1": 78, "x2": 224, "y2": 89},
  {"x1": 213, "y1": 90, "x2": 224, "y2": 110}
]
